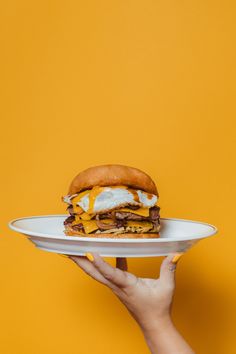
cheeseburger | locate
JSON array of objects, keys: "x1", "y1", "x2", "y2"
[{"x1": 62, "y1": 164, "x2": 161, "y2": 238}]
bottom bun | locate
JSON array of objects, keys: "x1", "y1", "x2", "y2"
[{"x1": 64, "y1": 229, "x2": 160, "y2": 239}]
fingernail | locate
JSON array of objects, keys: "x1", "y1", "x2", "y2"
[
  {"x1": 86, "y1": 253, "x2": 94, "y2": 262},
  {"x1": 169, "y1": 263, "x2": 177, "y2": 272},
  {"x1": 171, "y1": 253, "x2": 183, "y2": 264}
]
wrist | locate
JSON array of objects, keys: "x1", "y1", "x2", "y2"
[
  {"x1": 139, "y1": 315, "x2": 195, "y2": 354},
  {"x1": 138, "y1": 313, "x2": 173, "y2": 335}
]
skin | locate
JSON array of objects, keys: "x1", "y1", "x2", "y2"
[{"x1": 69, "y1": 254, "x2": 195, "y2": 354}]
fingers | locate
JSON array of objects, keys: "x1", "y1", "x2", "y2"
[
  {"x1": 91, "y1": 253, "x2": 134, "y2": 288},
  {"x1": 159, "y1": 253, "x2": 183, "y2": 288},
  {"x1": 116, "y1": 257, "x2": 128, "y2": 271},
  {"x1": 69, "y1": 256, "x2": 112, "y2": 287},
  {"x1": 69, "y1": 254, "x2": 134, "y2": 289}
]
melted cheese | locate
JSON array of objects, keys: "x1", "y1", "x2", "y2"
[
  {"x1": 71, "y1": 190, "x2": 89, "y2": 203},
  {"x1": 71, "y1": 220, "x2": 98, "y2": 234},
  {"x1": 127, "y1": 221, "x2": 153, "y2": 228},
  {"x1": 72, "y1": 219, "x2": 114, "y2": 234},
  {"x1": 87, "y1": 186, "x2": 104, "y2": 214},
  {"x1": 67, "y1": 186, "x2": 157, "y2": 214},
  {"x1": 72, "y1": 218, "x2": 152, "y2": 233},
  {"x1": 71, "y1": 191, "x2": 89, "y2": 214},
  {"x1": 73, "y1": 205, "x2": 83, "y2": 214},
  {"x1": 75, "y1": 214, "x2": 94, "y2": 221},
  {"x1": 100, "y1": 219, "x2": 114, "y2": 224},
  {"x1": 119, "y1": 207, "x2": 150, "y2": 217},
  {"x1": 80, "y1": 212, "x2": 94, "y2": 220},
  {"x1": 81, "y1": 220, "x2": 98, "y2": 234}
]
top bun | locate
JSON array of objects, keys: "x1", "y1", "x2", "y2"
[{"x1": 68, "y1": 164, "x2": 158, "y2": 196}]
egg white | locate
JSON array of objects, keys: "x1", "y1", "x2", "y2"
[{"x1": 72, "y1": 187, "x2": 157, "y2": 213}]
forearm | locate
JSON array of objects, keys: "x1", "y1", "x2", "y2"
[{"x1": 140, "y1": 316, "x2": 195, "y2": 354}]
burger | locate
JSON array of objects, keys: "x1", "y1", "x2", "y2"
[{"x1": 62, "y1": 164, "x2": 161, "y2": 238}]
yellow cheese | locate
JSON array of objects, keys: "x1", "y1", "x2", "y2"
[
  {"x1": 71, "y1": 190, "x2": 89, "y2": 214},
  {"x1": 99, "y1": 218, "x2": 114, "y2": 224},
  {"x1": 127, "y1": 221, "x2": 152, "y2": 228},
  {"x1": 71, "y1": 187, "x2": 104, "y2": 215},
  {"x1": 71, "y1": 220, "x2": 98, "y2": 234},
  {"x1": 119, "y1": 207, "x2": 150, "y2": 217},
  {"x1": 72, "y1": 219, "x2": 114, "y2": 234},
  {"x1": 87, "y1": 186, "x2": 104, "y2": 214},
  {"x1": 71, "y1": 218, "x2": 153, "y2": 234},
  {"x1": 71, "y1": 190, "x2": 89, "y2": 204},
  {"x1": 75, "y1": 214, "x2": 82, "y2": 222},
  {"x1": 81, "y1": 220, "x2": 99, "y2": 234},
  {"x1": 80, "y1": 212, "x2": 94, "y2": 220},
  {"x1": 75, "y1": 213, "x2": 95, "y2": 221},
  {"x1": 73, "y1": 205, "x2": 83, "y2": 214}
]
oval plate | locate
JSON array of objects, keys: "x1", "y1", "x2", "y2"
[{"x1": 8, "y1": 215, "x2": 217, "y2": 257}]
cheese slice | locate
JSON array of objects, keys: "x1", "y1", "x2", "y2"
[
  {"x1": 97, "y1": 218, "x2": 114, "y2": 224},
  {"x1": 119, "y1": 207, "x2": 150, "y2": 217},
  {"x1": 80, "y1": 212, "x2": 94, "y2": 221},
  {"x1": 72, "y1": 219, "x2": 114, "y2": 234},
  {"x1": 71, "y1": 191, "x2": 89, "y2": 214},
  {"x1": 73, "y1": 205, "x2": 83, "y2": 214},
  {"x1": 75, "y1": 214, "x2": 93, "y2": 222},
  {"x1": 127, "y1": 221, "x2": 153, "y2": 228},
  {"x1": 71, "y1": 220, "x2": 98, "y2": 234},
  {"x1": 82, "y1": 220, "x2": 99, "y2": 234},
  {"x1": 71, "y1": 219, "x2": 154, "y2": 234}
]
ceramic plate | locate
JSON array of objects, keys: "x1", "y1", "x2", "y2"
[{"x1": 8, "y1": 215, "x2": 217, "y2": 257}]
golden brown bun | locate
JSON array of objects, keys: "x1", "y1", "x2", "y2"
[
  {"x1": 64, "y1": 229, "x2": 160, "y2": 239},
  {"x1": 68, "y1": 164, "x2": 158, "y2": 196}
]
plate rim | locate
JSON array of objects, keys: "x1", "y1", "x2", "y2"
[{"x1": 8, "y1": 214, "x2": 218, "y2": 243}]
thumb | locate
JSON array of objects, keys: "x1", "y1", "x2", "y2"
[{"x1": 159, "y1": 253, "x2": 183, "y2": 286}]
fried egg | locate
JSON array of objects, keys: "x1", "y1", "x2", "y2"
[{"x1": 64, "y1": 187, "x2": 158, "y2": 214}]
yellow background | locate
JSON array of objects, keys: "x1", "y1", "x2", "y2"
[{"x1": 0, "y1": 1, "x2": 235, "y2": 353}]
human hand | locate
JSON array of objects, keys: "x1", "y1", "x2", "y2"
[
  {"x1": 69, "y1": 253, "x2": 182, "y2": 332},
  {"x1": 69, "y1": 253, "x2": 195, "y2": 354}
]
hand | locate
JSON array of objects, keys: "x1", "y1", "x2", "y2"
[
  {"x1": 69, "y1": 253, "x2": 180, "y2": 332},
  {"x1": 69, "y1": 253, "x2": 195, "y2": 354}
]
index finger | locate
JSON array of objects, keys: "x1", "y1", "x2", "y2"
[{"x1": 91, "y1": 253, "x2": 135, "y2": 288}]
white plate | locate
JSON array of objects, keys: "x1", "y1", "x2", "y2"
[{"x1": 8, "y1": 215, "x2": 217, "y2": 257}]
